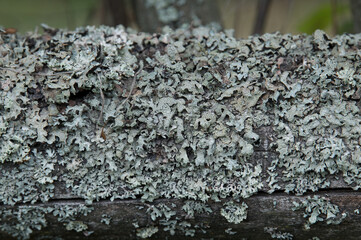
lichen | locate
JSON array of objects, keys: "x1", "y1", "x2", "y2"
[
  {"x1": 220, "y1": 201, "x2": 248, "y2": 224},
  {"x1": 292, "y1": 195, "x2": 346, "y2": 230},
  {"x1": 225, "y1": 227, "x2": 237, "y2": 235},
  {"x1": 146, "y1": 203, "x2": 177, "y2": 221},
  {"x1": 65, "y1": 221, "x2": 88, "y2": 232},
  {"x1": 136, "y1": 226, "x2": 159, "y2": 238},
  {"x1": 182, "y1": 200, "x2": 212, "y2": 218},
  {"x1": 264, "y1": 227, "x2": 294, "y2": 240},
  {"x1": 0, "y1": 204, "x2": 93, "y2": 239},
  {"x1": 100, "y1": 214, "x2": 112, "y2": 225},
  {"x1": 0, "y1": 25, "x2": 361, "y2": 238}
]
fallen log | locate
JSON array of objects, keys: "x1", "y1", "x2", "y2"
[{"x1": 0, "y1": 25, "x2": 361, "y2": 239}]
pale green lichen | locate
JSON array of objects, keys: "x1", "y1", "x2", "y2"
[
  {"x1": 220, "y1": 201, "x2": 248, "y2": 224},
  {"x1": 0, "y1": 25, "x2": 361, "y2": 238},
  {"x1": 65, "y1": 221, "x2": 88, "y2": 232},
  {"x1": 0, "y1": 204, "x2": 93, "y2": 239},
  {"x1": 264, "y1": 227, "x2": 294, "y2": 240},
  {"x1": 182, "y1": 200, "x2": 212, "y2": 218},
  {"x1": 292, "y1": 195, "x2": 346, "y2": 230},
  {"x1": 159, "y1": 219, "x2": 196, "y2": 237},
  {"x1": 0, "y1": 207, "x2": 48, "y2": 240},
  {"x1": 146, "y1": 203, "x2": 177, "y2": 221},
  {"x1": 136, "y1": 226, "x2": 159, "y2": 238},
  {"x1": 225, "y1": 227, "x2": 237, "y2": 235},
  {"x1": 100, "y1": 214, "x2": 112, "y2": 225}
]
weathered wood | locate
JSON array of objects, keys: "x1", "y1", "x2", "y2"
[
  {"x1": 1, "y1": 191, "x2": 361, "y2": 239},
  {"x1": 1, "y1": 25, "x2": 361, "y2": 239}
]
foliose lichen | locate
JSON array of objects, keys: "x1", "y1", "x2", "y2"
[
  {"x1": 0, "y1": 204, "x2": 93, "y2": 239},
  {"x1": 182, "y1": 200, "x2": 212, "y2": 218},
  {"x1": 292, "y1": 195, "x2": 347, "y2": 229},
  {"x1": 220, "y1": 201, "x2": 248, "y2": 224},
  {"x1": 225, "y1": 227, "x2": 237, "y2": 235},
  {"x1": 0, "y1": 24, "x2": 361, "y2": 238},
  {"x1": 136, "y1": 226, "x2": 159, "y2": 239},
  {"x1": 65, "y1": 220, "x2": 88, "y2": 232},
  {"x1": 264, "y1": 227, "x2": 294, "y2": 240},
  {"x1": 100, "y1": 214, "x2": 112, "y2": 225}
]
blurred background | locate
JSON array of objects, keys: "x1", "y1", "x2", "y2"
[{"x1": 1, "y1": 0, "x2": 361, "y2": 37}]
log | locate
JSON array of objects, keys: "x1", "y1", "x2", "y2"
[{"x1": 0, "y1": 25, "x2": 361, "y2": 239}]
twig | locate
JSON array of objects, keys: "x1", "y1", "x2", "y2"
[
  {"x1": 119, "y1": 60, "x2": 144, "y2": 109},
  {"x1": 97, "y1": 73, "x2": 105, "y2": 125},
  {"x1": 100, "y1": 61, "x2": 144, "y2": 135}
]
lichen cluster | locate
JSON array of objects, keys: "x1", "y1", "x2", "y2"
[
  {"x1": 220, "y1": 201, "x2": 248, "y2": 224},
  {"x1": 264, "y1": 227, "x2": 293, "y2": 240},
  {"x1": 0, "y1": 204, "x2": 93, "y2": 239},
  {"x1": 1, "y1": 24, "x2": 361, "y2": 238},
  {"x1": 293, "y1": 195, "x2": 347, "y2": 229}
]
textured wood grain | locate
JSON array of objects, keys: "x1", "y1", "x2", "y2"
[{"x1": 1, "y1": 191, "x2": 361, "y2": 239}]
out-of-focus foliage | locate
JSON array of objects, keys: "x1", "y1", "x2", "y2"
[
  {"x1": 0, "y1": 0, "x2": 355, "y2": 37},
  {"x1": 297, "y1": 2, "x2": 352, "y2": 34}
]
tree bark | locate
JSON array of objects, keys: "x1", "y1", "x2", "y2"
[
  {"x1": 96, "y1": 0, "x2": 221, "y2": 32},
  {"x1": 350, "y1": 0, "x2": 361, "y2": 33},
  {"x1": 1, "y1": 191, "x2": 361, "y2": 240}
]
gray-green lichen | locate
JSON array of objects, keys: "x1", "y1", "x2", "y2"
[
  {"x1": 264, "y1": 227, "x2": 294, "y2": 240},
  {"x1": 100, "y1": 214, "x2": 112, "y2": 225},
  {"x1": 65, "y1": 220, "x2": 88, "y2": 232},
  {"x1": 136, "y1": 226, "x2": 159, "y2": 238},
  {"x1": 0, "y1": 24, "x2": 361, "y2": 238},
  {"x1": 0, "y1": 204, "x2": 93, "y2": 239},
  {"x1": 182, "y1": 200, "x2": 212, "y2": 218},
  {"x1": 225, "y1": 227, "x2": 237, "y2": 235},
  {"x1": 146, "y1": 203, "x2": 177, "y2": 221},
  {"x1": 220, "y1": 201, "x2": 248, "y2": 224},
  {"x1": 292, "y1": 195, "x2": 347, "y2": 229}
]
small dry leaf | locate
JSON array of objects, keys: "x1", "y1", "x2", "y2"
[
  {"x1": 3, "y1": 28, "x2": 17, "y2": 34},
  {"x1": 100, "y1": 128, "x2": 107, "y2": 140}
]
